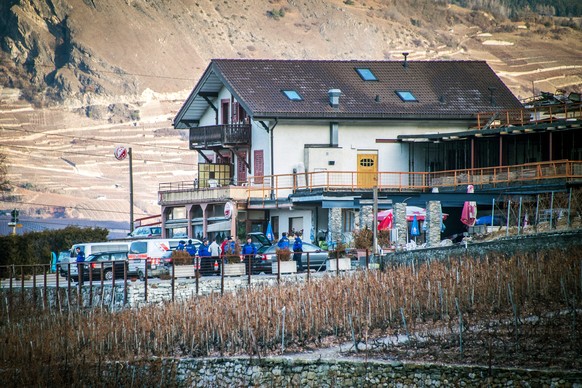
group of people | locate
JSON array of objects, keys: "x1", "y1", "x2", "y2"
[
  {"x1": 176, "y1": 235, "x2": 258, "y2": 258},
  {"x1": 276, "y1": 231, "x2": 304, "y2": 272},
  {"x1": 175, "y1": 231, "x2": 305, "y2": 271}
]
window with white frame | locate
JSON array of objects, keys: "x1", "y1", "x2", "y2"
[{"x1": 342, "y1": 210, "x2": 355, "y2": 233}]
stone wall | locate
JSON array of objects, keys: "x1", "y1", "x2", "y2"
[
  {"x1": 383, "y1": 230, "x2": 582, "y2": 266},
  {"x1": 107, "y1": 357, "x2": 582, "y2": 387}
]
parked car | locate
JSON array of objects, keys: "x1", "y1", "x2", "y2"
[
  {"x1": 60, "y1": 241, "x2": 131, "y2": 278},
  {"x1": 68, "y1": 251, "x2": 129, "y2": 282},
  {"x1": 252, "y1": 242, "x2": 328, "y2": 274},
  {"x1": 248, "y1": 232, "x2": 272, "y2": 249},
  {"x1": 127, "y1": 226, "x2": 162, "y2": 239}
]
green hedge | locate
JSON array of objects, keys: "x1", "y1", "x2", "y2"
[{"x1": 0, "y1": 226, "x2": 109, "y2": 267}]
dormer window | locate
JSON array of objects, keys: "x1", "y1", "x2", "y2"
[
  {"x1": 355, "y1": 68, "x2": 378, "y2": 81},
  {"x1": 395, "y1": 90, "x2": 418, "y2": 102},
  {"x1": 282, "y1": 90, "x2": 303, "y2": 101}
]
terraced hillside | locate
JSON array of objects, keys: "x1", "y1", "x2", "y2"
[{"x1": 0, "y1": 0, "x2": 581, "y2": 231}]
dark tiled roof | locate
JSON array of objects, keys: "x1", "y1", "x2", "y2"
[{"x1": 175, "y1": 59, "x2": 523, "y2": 126}]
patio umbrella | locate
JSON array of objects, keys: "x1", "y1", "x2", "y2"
[
  {"x1": 378, "y1": 206, "x2": 448, "y2": 223},
  {"x1": 410, "y1": 215, "x2": 420, "y2": 241},
  {"x1": 461, "y1": 201, "x2": 477, "y2": 226},
  {"x1": 377, "y1": 211, "x2": 393, "y2": 230},
  {"x1": 461, "y1": 185, "x2": 478, "y2": 227}
]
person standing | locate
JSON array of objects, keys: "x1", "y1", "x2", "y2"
[
  {"x1": 241, "y1": 236, "x2": 257, "y2": 258},
  {"x1": 220, "y1": 236, "x2": 229, "y2": 256},
  {"x1": 176, "y1": 240, "x2": 186, "y2": 251},
  {"x1": 185, "y1": 239, "x2": 197, "y2": 257},
  {"x1": 75, "y1": 246, "x2": 85, "y2": 285},
  {"x1": 209, "y1": 237, "x2": 221, "y2": 257},
  {"x1": 292, "y1": 232, "x2": 303, "y2": 272},
  {"x1": 197, "y1": 238, "x2": 211, "y2": 257},
  {"x1": 277, "y1": 232, "x2": 290, "y2": 250}
]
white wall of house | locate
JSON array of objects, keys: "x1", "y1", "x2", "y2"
[
  {"x1": 269, "y1": 120, "x2": 468, "y2": 175},
  {"x1": 269, "y1": 208, "x2": 312, "y2": 241}
]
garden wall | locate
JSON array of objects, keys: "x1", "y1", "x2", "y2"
[
  {"x1": 105, "y1": 357, "x2": 582, "y2": 387},
  {"x1": 383, "y1": 230, "x2": 582, "y2": 266}
]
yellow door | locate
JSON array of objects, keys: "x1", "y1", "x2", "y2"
[{"x1": 357, "y1": 153, "x2": 378, "y2": 188}]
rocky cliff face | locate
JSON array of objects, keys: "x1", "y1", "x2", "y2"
[{"x1": 0, "y1": 0, "x2": 141, "y2": 105}]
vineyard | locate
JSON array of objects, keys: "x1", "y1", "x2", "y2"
[{"x1": 1, "y1": 246, "x2": 581, "y2": 385}]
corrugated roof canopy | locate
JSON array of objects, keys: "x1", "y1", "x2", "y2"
[{"x1": 174, "y1": 59, "x2": 523, "y2": 128}]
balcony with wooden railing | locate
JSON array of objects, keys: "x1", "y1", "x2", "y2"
[
  {"x1": 189, "y1": 123, "x2": 251, "y2": 149},
  {"x1": 158, "y1": 160, "x2": 582, "y2": 206},
  {"x1": 474, "y1": 102, "x2": 582, "y2": 130}
]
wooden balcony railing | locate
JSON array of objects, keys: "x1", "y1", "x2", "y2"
[
  {"x1": 189, "y1": 123, "x2": 251, "y2": 148},
  {"x1": 474, "y1": 102, "x2": 582, "y2": 129},
  {"x1": 158, "y1": 160, "x2": 582, "y2": 205}
]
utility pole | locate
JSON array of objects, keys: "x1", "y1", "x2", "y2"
[
  {"x1": 373, "y1": 187, "x2": 378, "y2": 256},
  {"x1": 129, "y1": 147, "x2": 134, "y2": 233}
]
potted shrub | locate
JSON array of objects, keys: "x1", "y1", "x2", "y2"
[
  {"x1": 352, "y1": 226, "x2": 373, "y2": 251},
  {"x1": 272, "y1": 248, "x2": 297, "y2": 274},
  {"x1": 326, "y1": 241, "x2": 352, "y2": 271},
  {"x1": 171, "y1": 250, "x2": 196, "y2": 278}
]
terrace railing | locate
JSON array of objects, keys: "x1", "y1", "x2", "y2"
[
  {"x1": 157, "y1": 160, "x2": 582, "y2": 205},
  {"x1": 474, "y1": 102, "x2": 582, "y2": 129}
]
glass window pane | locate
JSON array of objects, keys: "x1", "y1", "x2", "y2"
[
  {"x1": 355, "y1": 68, "x2": 378, "y2": 81},
  {"x1": 395, "y1": 90, "x2": 418, "y2": 102},
  {"x1": 282, "y1": 90, "x2": 303, "y2": 101}
]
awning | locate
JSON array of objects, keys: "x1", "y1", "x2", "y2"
[{"x1": 206, "y1": 220, "x2": 231, "y2": 232}]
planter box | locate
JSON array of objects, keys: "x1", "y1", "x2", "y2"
[
  {"x1": 272, "y1": 260, "x2": 297, "y2": 274},
  {"x1": 326, "y1": 257, "x2": 352, "y2": 272},
  {"x1": 223, "y1": 263, "x2": 246, "y2": 277}
]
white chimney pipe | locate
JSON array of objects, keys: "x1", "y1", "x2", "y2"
[{"x1": 328, "y1": 89, "x2": 341, "y2": 108}]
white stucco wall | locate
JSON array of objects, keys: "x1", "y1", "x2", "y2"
[
  {"x1": 269, "y1": 120, "x2": 468, "y2": 176},
  {"x1": 269, "y1": 208, "x2": 313, "y2": 242}
]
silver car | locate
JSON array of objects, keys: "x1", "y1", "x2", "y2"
[{"x1": 253, "y1": 242, "x2": 328, "y2": 273}]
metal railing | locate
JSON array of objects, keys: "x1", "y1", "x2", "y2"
[
  {"x1": 0, "y1": 251, "x2": 377, "y2": 310},
  {"x1": 474, "y1": 102, "x2": 582, "y2": 129},
  {"x1": 158, "y1": 160, "x2": 582, "y2": 206}
]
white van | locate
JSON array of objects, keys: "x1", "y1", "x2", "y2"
[
  {"x1": 60, "y1": 241, "x2": 131, "y2": 278},
  {"x1": 128, "y1": 239, "x2": 176, "y2": 279}
]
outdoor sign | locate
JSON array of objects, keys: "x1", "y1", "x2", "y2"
[
  {"x1": 114, "y1": 146, "x2": 128, "y2": 161},
  {"x1": 224, "y1": 202, "x2": 233, "y2": 219}
]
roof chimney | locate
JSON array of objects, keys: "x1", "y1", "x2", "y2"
[
  {"x1": 402, "y1": 52, "x2": 409, "y2": 68},
  {"x1": 328, "y1": 89, "x2": 341, "y2": 108}
]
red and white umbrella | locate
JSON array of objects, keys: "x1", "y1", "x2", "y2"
[{"x1": 377, "y1": 206, "x2": 448, "y2": 230}]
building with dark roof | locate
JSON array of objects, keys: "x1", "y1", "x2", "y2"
[{"x1": 162, "y1": 58, "x2": 582, "y2": 248}]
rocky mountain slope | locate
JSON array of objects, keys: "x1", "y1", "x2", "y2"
[{"x1": 0, "y1": 0, "x2": 581, "y2": 230}]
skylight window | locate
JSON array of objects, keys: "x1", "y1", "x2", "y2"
[
  {"x1": 282, "y1": 90, "x2": 303, "y2": 101},
  {"x1": 355, "y1": 68, "x2": 378, "y2": 81},
  {"x1": 395, "y1": 90, "x2": 418, "y2": 102}
]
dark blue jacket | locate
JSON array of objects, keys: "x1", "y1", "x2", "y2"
[
  {"x1": 241, "y1": 242, "x2": 257, "y2": 256},
  {"x1": 277, "y1": 236, "x2": 290, "y2": 249},
  {"x1": 293, "y1": 237, "x2": 303, "y2": 252},
  {"x1": 197, "y1": 243, "x2": 211, "y2": 257},
  {"x1": 76, "y1": 250, "x2": 85, "y2": 262}
]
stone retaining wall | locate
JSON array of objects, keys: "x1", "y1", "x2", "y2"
[
  {"x1": 383, "y1": 230, "x2": 582, "y2": 266},
  {"x1": 116, "y1": 357, "x2": 582, "y2": 387}
]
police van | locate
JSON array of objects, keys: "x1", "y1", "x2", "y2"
[{"x1": 128, "y1": 239, "x2": 190, "y2": 279}]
